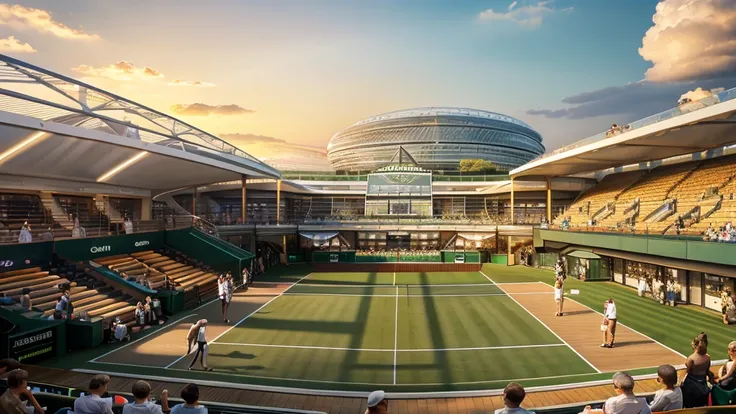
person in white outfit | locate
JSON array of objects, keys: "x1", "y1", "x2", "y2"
[
  {"x1": 218, "y1": 274, "x2": 232, "y2": 324},
  {"x1": 581, "y1": 372, "x2": 650, "y2": 414},
  {"x1": 602, "y1": 298, "x2": 617, "y2": 348},
  {"x1": 187, "y1": 320, "x2": 212, "y2": 371},
  {"x1": 649, "y1": 365, "x2": 683, "y2": 412},
  {"x1": 18, "y1": 222, "x2": 32, "y2": 243}
]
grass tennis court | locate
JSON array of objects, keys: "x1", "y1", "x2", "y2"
[{"x1": 208, "y1": 270, "x2": 598, "y2": 389}]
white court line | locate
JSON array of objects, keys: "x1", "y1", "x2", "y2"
[
  {"x1": 543, "y1": 282, "x2": 689, "y2": 360},
  {"x1": 165, "y1": 273, "x2": 313, "y2": 369},
  {"x1": 282, "y1": 292, "x2": 550, "y2": 298},
  {"x1": 210, "y1": 342, "x2": 566, "y2": 353},
  {"x1": 479, "y1": 270, "x2": 602, "y2": 373},
  {"x1": 393, "y1": 272, "x2": 396, "y2": 286},
  {"x1": 393, "y1": 285, "x2": 399, "y2": 385},
  {"x1": 293, "y1": 283, "x2": 499, "y2": 288}
]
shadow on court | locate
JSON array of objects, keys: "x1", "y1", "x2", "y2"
[{"x1": 420, "y1": 271, "x2": 452, "y2": 385}]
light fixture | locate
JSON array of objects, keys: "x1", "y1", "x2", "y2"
[
  {"x1": 97, "y1": 151, "x2": 148, "y2": 182},
  {"x1": 0, "y1": 131, "x2": 48, "y2": 163}
]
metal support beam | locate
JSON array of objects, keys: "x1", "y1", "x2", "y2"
[
  {"x1": 510, "y1": 178, "x2": 514, "y2": 225},
  {"x1": 192, "y1": 187, "x2": 197, "y2": 216},
  {"x1": 241, "y1": 175, "x2": 247, "y2": 224},
  {"x1": 546, "y1": 177, "x2": 552, "y2": 222},
  {"x1": 276, "y1": 179, "x2": 282, "y2": 225}
]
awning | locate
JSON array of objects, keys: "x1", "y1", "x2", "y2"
[
  {"x1": 457, "y1": 233, "x2": 495, "y2": 241},
  {"x1": 566, "y1": 250, "x2": 601, "y2": 259},
  {"x1": 299, "y1": 232, "x2": 339, "y2": 242}
]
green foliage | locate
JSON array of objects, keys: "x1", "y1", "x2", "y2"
[{"x1": 459, "y1": 159, "x2": 495, "y2": 173}]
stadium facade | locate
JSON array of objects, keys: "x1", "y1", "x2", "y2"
[{"x1": 327, "y1": 107, "x2": 545, "y2": 173}]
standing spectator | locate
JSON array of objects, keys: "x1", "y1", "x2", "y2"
[
  {"x1": 495, "y1": 382, "x2": 534, "y2": 414},
  {"x1": 0, "y1": 369, "x2": 44, "y2": 414},
  {"x1": 170, "y1": 384, "x2": 207, "y2": 414},
  {"x1": 41, "y1": 227, "x2": 54, "y2": 241},
  {"x1": 554, "y1": 261, "x2": 566, "y2": 317},
  {"x1": 649, "y1": 364, "x2": 683, "y2": 411},
  {"x1": 74, "y1": 374, "x2": 114, "y2": 414},
  {"x1": 19, "y1": 288, "x2": 32, "y2": 312},
  {"x1": 602, "y1": 298, "x2": 617, "y2": 348},
  {"x1": 56, "y1": 288, "x2": 73, "y2": 319},
  {"x1": 681, "y1": 332, "x2": 712, "y2": 408},
  {"x1": 217, "y1": 274, "x2": 231, "y2": 324},
  {"x1": 122, "y1": 381, "x2": 169, "y2": 414},
  {"x1": 364, "y1": 390, "x2": 388, "y2": 414},
  {"x1": 124, "y1": 216, "x2": 134, "y2": 235},
  {"x1": 135, "y1": 302, "x2": 146, "y2": 328},
  {"x1": 18, "y1": 222, "x2": 32, "y2": 243}
]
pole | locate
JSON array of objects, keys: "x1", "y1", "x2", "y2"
[
  {"x1": 546, "y1": 177, "x2": 552, "y2": 222},
  {"x1": 276, "y1": 179, "x2": 282, "y2": 225},
  {"x1": 510, "y1": 178, "x2": 515, "y2": 225},
  {"x1": 241, "y1": 174, "x2": 247, "y2": 224}
]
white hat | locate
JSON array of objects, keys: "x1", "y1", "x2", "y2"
[{"x1": 366, "y1": 390, "x2": 385, "y2": 407}]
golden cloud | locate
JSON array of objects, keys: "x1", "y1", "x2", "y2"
[
  {"x1": 0, "y1": 35, "x2": 35, "y2": 52},
  {"x1": 169, "y1": 80, "x2": 216, "y2": 87},
  {"x1": 71, "y1": 61, "x2": 164, "y2": 81},
  {"x1": 0, "y1": 4, "x2": 100, "y2": 40},
  {"x1": 170, "y1": 103, "x2": 255, "y2": 116}
]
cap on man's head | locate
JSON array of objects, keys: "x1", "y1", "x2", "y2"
[{"x1": 367, "y1": 390, "x2": 385, "y2": 407}]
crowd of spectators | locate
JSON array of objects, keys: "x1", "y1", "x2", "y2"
[{"x1": 702, "y1": 222, "x2": 736, "y2": 242}]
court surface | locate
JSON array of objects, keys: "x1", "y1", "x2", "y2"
[{"x1": 84, "y1": 269, "x2": 684, "y2": 392}]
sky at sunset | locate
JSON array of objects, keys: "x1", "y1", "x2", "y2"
[{"x1": 0, "y1": 0, "x2": 734, "y2": 156}]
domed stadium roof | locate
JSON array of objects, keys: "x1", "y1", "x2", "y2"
[{"x1": 327, "y1": 107, "x2": 544, "y2": 172}]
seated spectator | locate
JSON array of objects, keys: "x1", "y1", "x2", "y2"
[
  {"x1": 0, "y1": 369, "x2": 44, "y2": 414},
  {"x1": 74, "y1": 374, "x2": 114, "y2": 414},
  {"x1": 0, "y1": 293, "x2": 14, "y2": 306},
  {"x1": 171, "y1": 383, "x2": 206, "y2": 414},
  {"x1": 122, "y1": 380, "x2": 169, "y2": 414},
  {"x1": 714, "y1": 341, "x2": 736, "y2": 390},
  {"x1": 0, "y1": 359, "x2": 21, "y2": 378},
  {"x1": 19, "y1": 288, "x2": 32, "y2": 312},
  {"x1": 495, "y1": 382, "x2": 534, "y2": 414},
  {"x1": 135, "y1": 302, "x2": 147, "y2": 328},
  {"x1": 364, "y1": 390, "x2": 387, "y2": 414},
  {"x1": 649, "y1": 365, "x2": 682, "y2": 411},
  {"x1": 581, "y1": 372, "x2": 650, "y2": 414}
]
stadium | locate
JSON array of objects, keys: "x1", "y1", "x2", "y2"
[
  {"x1": 327, "y1": 107, "x2": 545, "y2": 173},
  {"x1": 0, "y1": 53, "x2": 736, "y2": 414}
]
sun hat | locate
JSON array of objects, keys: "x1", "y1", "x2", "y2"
[{"x1": 366, "y1": 390, "x2": 385, "y2": 407}]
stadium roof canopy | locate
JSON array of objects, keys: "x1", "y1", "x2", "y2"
[
  {"x1": 511, "y1": 88, "x2": 736, "y2": 179},
  {"x1": 0, "y1": 54, "x2": 280, "y2": 193}
]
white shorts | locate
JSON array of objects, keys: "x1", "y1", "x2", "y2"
[{"x1": 554, "y1": 288, "x2": 563, "y2": 300}]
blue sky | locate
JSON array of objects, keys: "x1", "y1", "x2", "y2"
[{"x1": 0, "y1": 0, "x2": 733, "y2": 153}]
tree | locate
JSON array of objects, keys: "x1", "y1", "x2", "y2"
[{"x1": 459, "y1": 159, "x2": 495, "y2": 173}]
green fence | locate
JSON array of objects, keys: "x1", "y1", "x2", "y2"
[
  {"x1": 536, "y1": 253, "x2": 558, "y2": 268},
  {"x1": 312, "y1": 251, "x2": 356, "y2": 263},
  {"x1": 0, "y1": 241, "x2": 53, "y2": 271},
  {"x1": 165, "y1": 228, "x2": 252, "y2": 284},
  {"x1": 55, "y1": 231, "x2": 165, "y2": 261},
  {"x1": 491, "y1": 254, "x2": 508, "y2": 265}
]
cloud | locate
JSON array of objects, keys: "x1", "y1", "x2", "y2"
[
  {"x1": 0, "y1": 35, "x2": 35, "y2": 52},
  {"x1": 639, "y1": 0, "x2": 736, "y2": 82},
  {"x1": 478, "y1": 1, "x2": 572, "y2": 28},
  {"x1": 71, "y1": 61, "x2": 164, "y2": 81},
  {"x1": 525, "y1": 77, "x2": 734, "y2": 121},
  {"x1": 168, "y1": 80, "x2": 216, "y2": 87},
  {"x1": 0, "y1": 4, "x2": 99, "y2": 40},
  {"x1": 219, "y1": 133, "x2": 286, "y2": 144},
  {"x1": 170, "y1": 103, "x2": 255, "y2": 116}
]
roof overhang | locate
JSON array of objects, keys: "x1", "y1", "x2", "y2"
[
  {"x1": 0, "y1": 111, "x2": 280, "y2": 193},
  {"x1": 511, "y1": 97, "x2": 736, "y2": 179}
]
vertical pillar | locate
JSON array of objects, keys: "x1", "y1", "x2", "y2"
[
  {"x1": 510, "y1": 178, "x2": 515, "y2": 225},
  {"x1": 546, "y1": 177, "x2": 552, "y2": 222},
  {"x1": 192, "y1": 187, "x2": 197, "y2": 216},
  {"x1": 282, "y1": 234, "x2": 288, "y2": 265},
  {"x1": 141, "y1": 197, "x2": 152, "y2": 220},
  {"x1": 241, "y1": 174, "x2": 247, "y2": 223},
  {"x1": 276, "y1": 179, "x2": 282, "y2": 225}
]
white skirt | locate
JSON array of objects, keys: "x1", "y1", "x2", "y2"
[{"x1": 554, "y1": 288, "x2": 563, "y2": 300}]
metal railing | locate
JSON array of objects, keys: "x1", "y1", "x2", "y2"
[{"x1": 531, "y1": 87, "x2": 736, "y2": 163}]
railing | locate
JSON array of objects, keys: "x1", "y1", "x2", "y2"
[
  {"x1": 279, "y1": 173, "x2": 511, "y2": 182},
  {"x1": 530, "y1": 87, "x2": 736, "y2": 163}
]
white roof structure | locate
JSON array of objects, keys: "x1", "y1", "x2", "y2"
[
  {"x1": 0, "y1": 54, "x2": 280, "y2": 193},
  {"x1": 511, "y1": 88, "x2": 736, "y2": 179}
]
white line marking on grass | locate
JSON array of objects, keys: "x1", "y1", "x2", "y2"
[
  {"x1": 210, "y1": 342, "x2": 566, "y2": 352},
  {"x1": 393, "y1": 272, "x2": 396, "y2": 286},
  {"x1": 282, "y1": 292, "x2": 549, "y2": 298},
  {"x1": 393, "y1": 284, "x2": 399, "y2": 385},
  {"x1": 479, "y1": 270, "x2": 602, "y2": 373},
  {"x1": 294, "y1": 283, "x2": 500, "y2": 288},
  {"x1": 165, "y1": 273, "x2": 312, "y2": 369}
]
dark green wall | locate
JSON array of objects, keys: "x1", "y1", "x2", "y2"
[
  {"x1": 55, "y1": 231, "x2": 165, "y2": 261},
  {"x1": 0, "y1": 241, "x2": 53, "y2": 271}
]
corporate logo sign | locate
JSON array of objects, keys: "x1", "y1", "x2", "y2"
[
  {"x1": 0, "y1": 260, "x2": 14, "y2": 268},
  {"x1": 134, "y1": 240, "x2": 150, "y2": 247},
  {"x1": 90, "y1": 245, "x2": 111, "y2": 254}
]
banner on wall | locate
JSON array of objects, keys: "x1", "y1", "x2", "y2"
[
  {"x1": 55, "y1": 231, "x2": 165, "y2": 261},
  {"x1": 9, "y1": 328, "x2": 55, "y2": 364},
  {"x1": 0, "y1": 241, "x2": 53, "y2": 272}
]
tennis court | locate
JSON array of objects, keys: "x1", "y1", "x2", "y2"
[{"x1": 196, "y1": 270, "x2": 599, "y2": 388}]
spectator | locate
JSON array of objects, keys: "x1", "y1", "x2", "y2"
[
  {"x1": 170, "y1": 383, "x2": 206, "y2": 414},
  {"x1": 649, "y1": 364, "x2": 682, "y2": 411},
  {"x1": 124, "y1": 216, "x2": 134, "y2": 234},
  {"x1": 364, "y1": 390, "x2": 388, "y2": 414},
  {"x1": 18, "y1": 222, "x2": 32, "y2": 244},
  {"x1": 681, "y1": 332, "x2": 712, "y2": 408},
  {"x1": 122, "y1": 380, "x2": 169, "y2": 414},
  {"x1": 41, "y1": 227, "x2": 53, "y2": 242},
  {"x1": 135, "y1": 302, "x2": 147, "y2": 328},
  {"x1": 713, "y1": 341, "x2": 736, "y2": 390},
  {"x1": 0, "y1": 369, "x2": 44, "y2": 414},
  {"x1": 495, "y1": 382, "x2": 534, "y2": 414},
  {"x1": 0, "y1": 359, "x2": 21, "y2": 377},
  {"x1": 582, "y1": 372, "x2": 650, "y2": 414},
  {"x1": 74, "y1": 374, "x2": 114, "y2": 414},
  {"x1": 19, "y1": 288, "x2": 32, "y2": 312}
]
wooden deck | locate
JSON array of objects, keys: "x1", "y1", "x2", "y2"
[
  {"x1": 499, "y1": 282, "x2": 686, "y2": 372},
  {"x1": 24, "y1": 365, "x2": 667, "y2": 414}
]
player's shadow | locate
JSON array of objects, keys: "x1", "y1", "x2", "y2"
[
  {"x1": 211, "y1": 350, "x2": 256, "y2": 359},
  {"x1": 560, "y1": 310, "x2": 594, "y2": 316}
]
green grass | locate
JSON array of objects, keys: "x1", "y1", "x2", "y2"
[{"x1": 301, "y1": 271, "x2": 489, "y2": 285}]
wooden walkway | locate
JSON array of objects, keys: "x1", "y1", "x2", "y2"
[
  {"x1": 500, "y1": 282, "x2": 686, "y2": 372},
  {"x1": 24, "y1": 365, "x2": 667, "y2": 414}
]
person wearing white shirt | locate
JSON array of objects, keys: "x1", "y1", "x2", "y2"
[
  {"x1": 217, "y1": 275, "x2": 231, "y2": 324},
  {"x1": 581, "y1": 372, "x2": 650, "y2": 414},
  {"x1": 494, "y1": 382, "x2": 535, "y2": 414},
  {"x1": 74, "y1": 375, "x2": 114, "y2": 414},
  {"x1": 602, "y1": 298, "x2": 617, "y2": 348},
  {"x1": 649, "y1": 365, "x2": 683, "y2": 412}
]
